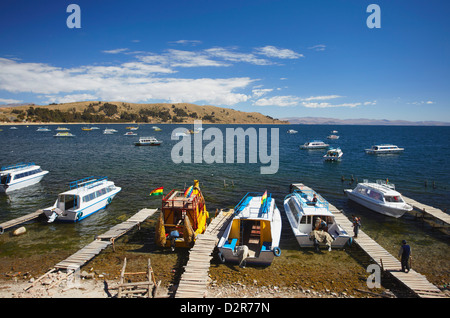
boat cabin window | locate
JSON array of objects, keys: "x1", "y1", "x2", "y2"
[
  {"x1": 385, "y1": 196, "x2": 403, "y2": 203},
  {"x1": 299, "y1": 215, "x2": 312, "y2": 224},
  {"x1": 1, "y1": 174, "x2": 10, "y2": 185},
  {"x1": 12, "y1": 168, "x2": 43, "y2": 180}
]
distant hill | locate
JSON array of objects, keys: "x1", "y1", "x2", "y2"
[
  {"x1": 282, "y1": 116, "x2": 450, "y2": 126},
  {"x1": 0, "y1": 101, "x2": 287, "y2": 124}
]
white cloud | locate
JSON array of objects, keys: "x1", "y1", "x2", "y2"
[
  {"x1": 205, "y1": 47, "x2": 271, "y2": 65},
  {"x1": 254, "y1": 95, "x2": 301, "y2": 107},
  {"x1": 308, "y1": 44, "x2": 326, "y2": 51},
  {"x1": 169, "y1": 40, "x2": 202, "y2": 46},
  {"x1": 302, "y1": 95, "x2": 343, "y2": 101},
  {"x1": 102, "y1": 48, "x2": 129, "y2": 54},
  {"x1": 255, "y1": 46, "x2": 304, "y2": 59},
  {"x1": 252, "y1": 88, "x2": 273, "y2": 98},
  {"x1": 0, "y1": 98, "x2": 23, "y2": 104},
  {"x1": 301, "y1": 102, "x2": 361, "y2": 108}
]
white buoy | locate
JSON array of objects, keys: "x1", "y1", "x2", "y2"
[{"x1": 13, "y1": 226, "x2": 26, "y2": 236}]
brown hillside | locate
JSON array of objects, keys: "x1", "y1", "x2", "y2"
[{"x1": 0, "y1": 101, "x2": 287, "y2": 124}]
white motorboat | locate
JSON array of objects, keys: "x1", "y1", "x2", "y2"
[
  {"x1": 124, "y1": 131, "x2": 137, "y2": 136},
  {"x1": 287, "y1": 129, "x2": 298, "y2": 134},
  {"x1": 134, "y1": 136, "x2": 162, "y2": 146},
  {"x1": 300, "y1": 140, "x2": 329, "y2": 149},
  {"x1": 365, "y1": 144, "x2": 404, "y2": 154},
  {"x1": 283, "y1": 189, "x2": 350, "y2": 249},
  {"x1": 327, "y1": 134, "x2": 339, "y2": 139},
  {"x1": 344, "y1": 179, "x2": 413, "y2": 218},
  {"x1": 103, "y1": 128, "x2": 118, "y2": 134},
  {"x1": 43, "y1": 176, "x2": 121, "y2": 223},
  {"x1": 217, "y1": 192, "x2": 282, "y2": 266},
  {"x1": 54, "y1": 132, "x2": 75, "y2": 137},
  {"x1": 36, "y1": 127, "x2": 51, "y2": 132},
  {"x1": 323, "y1": 147, "x2": 343, "y2": 161},
  {"x1": 55, "y1": 127, "x2": 70, "y2": 131},
  {"x1": 0, "y1": 163, "x2": 49, "y2": 193}
]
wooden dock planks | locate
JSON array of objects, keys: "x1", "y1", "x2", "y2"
[
  {"x1": 0, "y1": 209, "x2": 43, "y2": 233},
  {"x1": 291, "y1": 183, "x2": 447, "y2": 298},
  {"x1": 402, "y1": 196, "x2": 450, "y2": 227},
  {"x1": 175, "y1": 210, "x2": 234, "y2": 298}
]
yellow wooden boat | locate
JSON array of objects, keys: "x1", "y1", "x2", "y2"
[{"x1": 155, "y1": 180, "x2": 209, "y2": 249}]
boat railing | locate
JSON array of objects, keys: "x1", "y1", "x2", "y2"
[
  {"x1": 69, "y1": 176, "x2": 108, "y2": 190},
  {"x1": 1, "y1": 162, "x2": 35, "y2": 171},
  {"x1": 162, "y1": 189, "x2": 200, "y2": 210},
  {"x1": 234, "y1": 192, "x2": 271, "y2": 216},
  {"x1": 292, "y1": 190, "x2": 329, "y2": 210}
]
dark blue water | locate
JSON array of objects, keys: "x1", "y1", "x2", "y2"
[{"x1": 0, "y1": 124, "x2": 449, "y2": 277}]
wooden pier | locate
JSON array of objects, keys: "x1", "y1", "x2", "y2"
[
  {"x1": 402, "y1": 196, "x2": 450, "y2": 230},
  {"x1": 25, "y1": 208, "x2": 158, "y2": 295},
  {"x1": 0, "y1": 209, "x2": 44, "y2": 234},
  {"x1": 175, "y1": 209, "x2": 234, "y2": 298},
  {"x1": 291, "y1": 183, "x2": 448, "y2": 298}
]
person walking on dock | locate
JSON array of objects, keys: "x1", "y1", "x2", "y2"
[
  {"x1": 398, "y1": 240, "x2": 412, "y2": 273},
  {"x1": 352, "y1": 215, "x2": 361, "y2": 238}
]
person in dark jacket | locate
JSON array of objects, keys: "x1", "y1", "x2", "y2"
[{"x1": 398, "y1": 240, "x2": 412, "y2": 273}]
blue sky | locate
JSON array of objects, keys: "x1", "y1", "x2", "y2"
[{"x1": 0, "y1": 0, "x2": 449, "y2": 122}]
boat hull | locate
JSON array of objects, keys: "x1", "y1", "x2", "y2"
[
  {"x1": 344, "y1": 189, "x2": 411, "y2": 218},
  {"x1": 0, "y1": 171, "x2": 48, "y2": 193},
  {"x1": 43, "y1": 189, "x2": 120, "y2": 222}
]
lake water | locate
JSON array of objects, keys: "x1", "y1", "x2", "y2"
[{"x1": 0, "y1": 123, "x2": 448, "y2": 285}]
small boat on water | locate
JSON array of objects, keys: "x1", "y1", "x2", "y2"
[
  {"x1": 126, "y1": 126, "x2": 139, "y2": 130},
  {"x1": 103, "y1": 128, "x2": 118, "y2": 134},
  {"x1": 300, "y1": 140, "x2": 329, "y2": 149},
  {"x1": 327, "y1": 134, "x2": 339, "y2": 139},
  {"x1": 365, "y1": 144, "x2": 404, "y2": 154},
  {"x1": 124, "y1": 131, "x2": 137, "y2": 136},
  {"x1": 81, "y1": 127, "x2": 93, "y2": 131},
  {"x1": 153, "y1": 126, "x2": 162, "y2": 131},
  {"x1": 55, "y1": 127, "x2": 70, "y2": 131},
  {"x1": 54, "y1": 132, "x2": 75, "y2": 137},
  {"x1": 323, "y1": 147, "x2": 343, "y2": 161},
  {"x1": 155, "y1": 180, "x2": 209, "y2": 249},
  {"x1": 134, "y1": 136, "x2": 161, "y2": 146},
  {"x1": 43, "y1": 176, "x2": 121, "y2": 223},
  {"x1": 36, "y1": 127, "x2": 51, "y2": 132},
  {"x1": 217, "y1": 192, "x2": 282, "y2": 266},
  {"x1": 283, "y1": 188, "x2": 350, "y2": 250},
  {"x1": 287, "y1": 129, "x2": 298, "y2": 134},
  {"x1": 344, "y1": 179, "x2": 413, "y2": 218},
  {"x1": 0, "y1": 162, "x2": 49, "y2": 193}
]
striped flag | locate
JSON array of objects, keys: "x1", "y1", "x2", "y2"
[
  {"x1": 261, "y1": 190, "x2": 267, "y2": 206},
  {"x1": 184, "y1": 185, "x2": 194, "y2": 198},
  {"x1": 149, "y1": 186, "x2": 163, "y2": 196}
]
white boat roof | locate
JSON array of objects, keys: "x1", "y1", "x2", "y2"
[
  {"x1": 59, "y1": 177, "x2": 115, "y2": 196},
  {"x1": 356, "y1": 181, "x2": 401, "y2": 196},
  {"x1": 234, "y1": 193, "x2": 276, "y2": 220},
  {"x1": 1, "y1": 163, "x2": 41, "y2": 174},
  {"x1": 289, "y1": 192, "x2": 333, "y2": 216}
]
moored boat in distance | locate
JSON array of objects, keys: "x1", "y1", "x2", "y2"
[
  {"x1": 155, "y1": 180, "x2": 209, "y2": 249},
  {"x1": 134, "y1": 136, "x2": 161, "y2": 146},
  {"x1": 54, "y1": 132, "x2": 75, "y2": 137},
  {"x1": 103, "y1": 128, "x2": 118, "y2": 134},
  {"x1": 36, "y1": 127, "x2": 51, "y2": 132},
  {"x1": 344, "y1": 179, "x2": 413, "y2": 218},
  {"x1": 55, "y1": 127, "x2": 70, "y2": 131},
  {"x1": 0, "y1": 162, "x2": 49, "y2": 193},
  {"x1": 217, "y1": 191, "x2": 282, "y2": 266},
  {"x1": 323, "y1": 147, "x2": 343, "y2": 161},
  {"x1": 287, "y1": 129, "x2": 298, "y2": 134},
  {"x1": 283, "y1": 189, "x2": 350, "y2": 250},
  {"x1": 365, "y1": 144, "x2": 404, "y2": 154},
  {"x1": 43, "y1": 176, "x2": 121, "y2": 223},
  {"x1": 124, "y1": 131, "x2": 137, "y2": 136},
  {"x1": 300, "y1": 140, "x2": 329, "y2": 149},
  {"x1": 327, "y1": 134, "x2": 339, "y2": 139}
]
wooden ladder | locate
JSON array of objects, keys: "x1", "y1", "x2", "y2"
[{"x1": 116, "y1": 258, "x2": 160, "y2": 298}]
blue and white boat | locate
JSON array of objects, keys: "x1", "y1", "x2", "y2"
[
  {"x1": 217, "y1": 192, "x2": 282, "y2": 266},
  {"x1": 283, "y1": 189, "x2": 350, "y2": 249},
  {"x1": 43, "y1": 176, "x2": 121, "y2": 223},
  {"x1": 0, "y1": 163, "x2": 49, "y2": 193}
]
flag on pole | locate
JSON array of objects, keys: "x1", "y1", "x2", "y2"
[
  {"x1": 261, "y1": 190, "x2": 267, "y2": 206},
  {"x1": 184, "y1": 185, "x2": 194, "y2": 198},
  {"x1": 149, "y1": 186, "x2": 163, "y2": 196}
]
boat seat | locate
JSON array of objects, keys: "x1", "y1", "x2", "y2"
[
  {"x1": 260, "y1": 242, "x2": 271, "y2": 251},
  {"x1": 223, "y1": 238, "x2": 238, "y2": 250}
]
